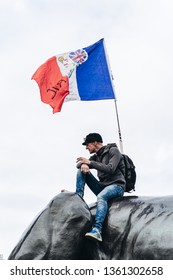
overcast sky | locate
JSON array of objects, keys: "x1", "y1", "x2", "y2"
[{"x1": 1, "y1": 0, "x2": 173, "y2": 259}]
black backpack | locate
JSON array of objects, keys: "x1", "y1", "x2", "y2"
[
  {"x1": 121, "y1": 154, "x2": 136, "y2": 192},
  {"x1": 107, "y1": 143, "x2": 136, "y2": 192}
]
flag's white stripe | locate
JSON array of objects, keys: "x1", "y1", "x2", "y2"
[{"x1": 56, "y1": 54, "x2": 81, "y2": 102}]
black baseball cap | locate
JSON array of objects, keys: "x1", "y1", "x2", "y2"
[{"x1": 82, "y1": 133, "x2": 103, "y2": 145}]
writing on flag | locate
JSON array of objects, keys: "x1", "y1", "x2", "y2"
[{"x1": 32, "y1": 38, "x2": 115, "y2": 113}]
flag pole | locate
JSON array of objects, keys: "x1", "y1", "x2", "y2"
[{"x1": 103, "y1": 39, "x2": 124, "y2": 153}]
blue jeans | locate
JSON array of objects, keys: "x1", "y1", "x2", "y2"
[{"x1": 76, "y1": 170, "x2": 124, "y2": 233}]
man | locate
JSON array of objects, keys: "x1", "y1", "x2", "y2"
[{"x1": 76, "y1": 133, "x2": 126, "y2": 242}]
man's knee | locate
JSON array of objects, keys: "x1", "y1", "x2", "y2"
[
  {"x1": 77, "y1": 169, "x2": 82, "y2": 176},
  {"x1": 76, "y1": 169, "x2": 88, "y2": 183},
  {"x1": 76, "y1": 169, "x2": 85, "y2": 177}
]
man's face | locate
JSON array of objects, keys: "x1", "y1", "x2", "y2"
[{"x1": 85, "y1": 142, "x2": 97, "y2": 154}]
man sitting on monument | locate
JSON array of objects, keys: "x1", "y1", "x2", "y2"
[{"x1": 76, "y1": 133, "x2": 125, "y2": 242}]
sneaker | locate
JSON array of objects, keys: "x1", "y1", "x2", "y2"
[{"x1": 85, "y1": 227, "x2": 102, "y2": 242}]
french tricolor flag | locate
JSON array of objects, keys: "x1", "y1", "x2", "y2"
[{"x1": 32, "y1": 38, "x2": 116, "y2": 113}]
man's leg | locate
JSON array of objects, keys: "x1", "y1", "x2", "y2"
[
  {"x1": 85, "y1": 184, "x2": 124, "y2": 242},
  {"x1": 76, "y1": 169, "x2": 102, "y2": 197}
]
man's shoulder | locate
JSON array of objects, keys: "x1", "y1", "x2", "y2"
[
  {"x1": 105, "y1": 143, "x2": 119, "y2": 153},
  {"x1": 106, "y1": 143, "x2": 118, "y2": 148}
]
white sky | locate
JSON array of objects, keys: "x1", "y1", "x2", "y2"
[{"x1": 1, "y1": 0, "x2": 173, "y2": 259}]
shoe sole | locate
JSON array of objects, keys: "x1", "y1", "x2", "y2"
[{"x1": 85, "y1": 233, "x2": 102, "y2": 242}]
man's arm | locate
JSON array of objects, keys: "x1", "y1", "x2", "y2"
[{"x1": 89, "y1": 147, "x2": 121, "y2": 174}]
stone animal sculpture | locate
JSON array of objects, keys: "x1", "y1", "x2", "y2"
[{"x1": 8, "y1": 192, "x2": 173, "y2": 260}]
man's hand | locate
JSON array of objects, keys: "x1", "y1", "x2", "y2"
[
  {"x1": 76, "y1": 157, "x2": 91, "y2": 165},
  {"x1": 80, "y1": 163, "x2": 90, "y2": 174},
  {"x1": 76, "y1": 157, "x2": 91, "y2": 174}
]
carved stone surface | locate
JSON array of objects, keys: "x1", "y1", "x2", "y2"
[{"x1": 8, "y1": 193, "x2": 173, "y2": 260}]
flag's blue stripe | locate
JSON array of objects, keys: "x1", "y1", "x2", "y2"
[{"x1": 76, "y1": 38, "x2": 115, "y2": 101}]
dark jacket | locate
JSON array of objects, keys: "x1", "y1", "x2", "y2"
[{"x1": 88, "y1": 143, "x2": 126, "y2": 190}]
